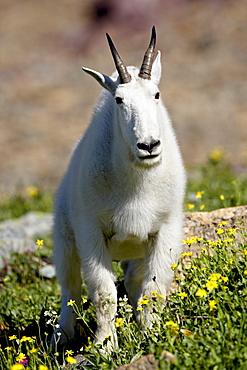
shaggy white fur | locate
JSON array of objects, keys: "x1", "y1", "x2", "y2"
[{"x1": 52, "y1": 30, "x2": 186, "y2": 349}]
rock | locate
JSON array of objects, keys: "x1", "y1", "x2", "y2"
[
  {"x1": 117, "y1": 354, "x2": 157, "y2": 370},
  {"x1": 0, "y1": 211, "x2": 53, "y2": 269},
  {"x1": 39, "y1": 264, "x2": 56, "y2": 278},
  {"x1": 183, "y1": 205, "x2": 247, "y2": 254},
  {"x1": 64, "y1": 354, "x2": 94, "y2": 369},
  {"x1": 184, "y1": 205, "x2": 247, "y2": 240}
]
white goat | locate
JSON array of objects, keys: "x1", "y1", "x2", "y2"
[{"x1": 52, "y1": 27, "x2": 186, "y2": 349}]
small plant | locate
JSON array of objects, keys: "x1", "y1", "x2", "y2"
[
  {"x1": 0, "y1": 154, "x2": 247, "y2": 369},
  {"x1": 185, "y1": 148, "x2": 247, "y2": 212},
  {"x1": 0, "y1": 187, "x2": 53, "y2": 221},
  {"x1": 0, "y1": 226, "x2": 246, "y2": 368}
]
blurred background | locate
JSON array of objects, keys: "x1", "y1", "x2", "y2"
[{"x1": 0, "y1": 0, "x2": 246, "y2": 193}]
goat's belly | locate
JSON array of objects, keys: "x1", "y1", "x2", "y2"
[{"x1": 108, "y1": 235, "x2": 146, "y2": 261}]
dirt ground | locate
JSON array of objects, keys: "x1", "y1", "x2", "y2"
[{"x1": 0, "y1": 0, "x2": 246, "y2": 193}]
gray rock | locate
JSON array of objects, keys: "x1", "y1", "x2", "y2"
[
  {"x1": 0, "y1": 211, "x2": 53, "y2": 269},
  {"x1": 39, "y1": 264, "x2": 56, "y2": 278}
]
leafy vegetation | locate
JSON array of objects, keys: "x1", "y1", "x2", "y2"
[
  {"x1": 0, "y1": 187, "x2": 53, "y2": 222},
  {"x1": 0, "y1": 150, "x2": 246, "y2": 369}
]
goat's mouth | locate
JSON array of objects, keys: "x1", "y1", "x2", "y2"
[
  {"x1": 138, "y1": 154, "x2": 160, "y2": 160},
  {"x1": 135, "y1": 153, "x2": 162, "y2": 167}
]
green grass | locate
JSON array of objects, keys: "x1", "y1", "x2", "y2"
[
  {"x1": 0, "y1": 151, "x2": 246, "y2": 369},
  {"x1": 0, "y1": 187, "x2": 53, "y2": 222}
]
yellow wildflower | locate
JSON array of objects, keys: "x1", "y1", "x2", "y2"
[
  {"x1": 209, "y1": 273, "x2": 221, "y2": 281},
  {"x1": 207, "y1": 240, "x2": 218, "y2": 247},
  {"x1": 216, "y1": 228, "x2": 224, "y2": 235},
  {"x1": 165, "y1": 320, "x2": 176, "y2": 325},
  {"x1": 10, "y1": 365, "x2": 24, "y2": 370},
  {"x1": 227, "y1": 228, "x2": 239, "y2": 236},
  {"x1": 30, "y1": 348, "x2": 39, "y2": 353},
  {"x1": 209, "y1": 300, "x2": 217, "y2": 311},
  {"x1": 16, "y1": 353, "x2": 26, "y2": 362},
  {"x1": 200, "y1": 204, "x2": 205, "y2": 211},
  {"x1": 218, "y1": 221, "x2": 227, "y2": 227},
  {"x1": 39, "y1": 365, "x2": 49, "y2": 370},
  {"x1": 26, "y1": 186, "x2": 38, "y2": 197},
  {"x1": 9, "y1": 335, "x2": 17, "y2": 340},
  {"x1": 229, "y1": 258, "x2": 234, "y2": 264},
  {"x1": 210, "y1": 147, "x2": 224, "y2": 163},
  {"x1": 65, "y1": 350, "x2": 74, "y2": 356},
  {"x1": 5, "y1": 346, "x2": 12, "y2": 351},
  {"x1": 66, "y1": 356, "x2": 77, "y2": 364},
  {"x1": 181, "y1": 252, "x2": 193, "y2": 258},
  {"x1": 115, "y1": 318, "x2": 124, "y2": 327},
  {"x1": 244, "y1": 270, "x2": 247, "y2": 275},
  {"x1": 206, "y1": 280, "x2": 218, "y2": 290},
  {"x1": 165, "y1": 321, "x2": 179, "y2": 334},
  {"x1": 182, "y1": 237, "x2": 202, "y2": 246},
  {"x1": 195, "y1": 289, "x2": 207, "y2": 298},
  {"x1": 105, "y1": 334, "x2": 112, "y2": 339},
  {"x1": 20, "y1": 335, "x2": 34, "y2": 343},
  {"x1": 187, "y1": 203, "x2": 195, "y2": 210},
  {"x1": 36, "y1": 239, "x2": 44, "y2": 249},
  {"x1": 220, "y1": 276, "x2": 228, "y2": 283},
  {"x1": 220, "y1": 195, "x2": 225, "y2": 201},
  {"x1": 178, "y1": 292, "x2": 188, "y2": 299},
  {"x1": 196, "y1": 191, "x2": 204, "y2": 199},
  {"x1": 67, "y1": 299, "x2": 75, "y2": 306},
  {"x1": 157, "y1": 293, "x2": 165, "y2": 298},
  {"x1": 243, "y1": 250, "x2": 247, "y2": 256},
  {"x1": 171, "y1": 263, "x2": 178, "y2": 270},
  {"x1": 223, "y1": 238, "x2": 233, "y2": 243},
  {"x1": 151, "y1": 290, "x2": 165, "y2": 299},
  {"x1": 138, "y1": 298, "x2": 149, "y2": 305},
  {"x1": 136, "y1": 307, "x2": 143, "y2": 311}
]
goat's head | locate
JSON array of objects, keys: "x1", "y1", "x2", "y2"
[{"x1": 82, "y1": 26, "x2": 164, "y2": 167}]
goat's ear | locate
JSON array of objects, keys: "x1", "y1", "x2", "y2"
[
  {"x1": 151, "y1": 51, "x2": 162, "y2": 86},
  {"x1": 82, "y1": 67, "x2": 117, "y2": 94}
]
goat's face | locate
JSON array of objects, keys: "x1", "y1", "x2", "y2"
[
  {"x1": 113, "y1": 67, "x2": 162, "y2": 166},
  {"x1": 82, "y1": 27, "x2": 164, "y2": 167}
]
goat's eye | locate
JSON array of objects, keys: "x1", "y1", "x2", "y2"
[
  {"x1": 155, "y1": 92, "x2": 160, "y2": 100},
  {"x1": 115, "y1": 97, "x2": 123, "y2": 105}
]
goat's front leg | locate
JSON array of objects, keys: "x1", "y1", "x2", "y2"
[
  {"x1": 77, "y1": 226, "x2": 118, "y2": 349},
  {"x1": 124, "y1": 219, "x2": 183, "y2": 327},
  {"x1": 141, "y1": 219, "x2": 183, "y2": 326}
]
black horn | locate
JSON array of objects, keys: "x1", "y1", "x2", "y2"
[
  {"x1": 139, "y1": 26, "x2": 156, "y2": 80},
  {"x1": 106, "y1": 33, "x2": 132, "y2": 84}
]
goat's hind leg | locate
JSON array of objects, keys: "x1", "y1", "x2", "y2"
[{"x1": 52, "y1": 233, "x2": 82, "y2": 348}]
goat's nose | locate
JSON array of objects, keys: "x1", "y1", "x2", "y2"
[{"x1": 137, "y1": 140, "x2": 161, "y2": 154}]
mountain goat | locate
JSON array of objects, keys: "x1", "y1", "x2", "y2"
[{"x1": 52, "y1": 26, "x2": 186, "y2": 349}]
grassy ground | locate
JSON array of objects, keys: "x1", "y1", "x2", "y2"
[{"x1": 0, "y1": 151, "x2": 247, "y2": 369}]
